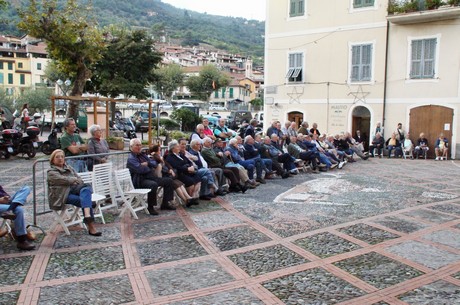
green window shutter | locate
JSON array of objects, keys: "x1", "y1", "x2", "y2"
[
  {"x1": 229, "y1": 87, "x2": 234, "y2": 98},
  {"x1": 214, "y1": 91, "x2": 218, "y2": 98},
  {"x1": 37, "y1": 63, "x2": 42, "y2": 70},
  {"x1": 20, "y1": 74, "x2": 25, "y2": 85},
  {"x1": 7, "y1": 62, "x2": 13, "y2": 70},
  {"x1": 8, "y1": 73, "x2": 13, "y2": 84},
  {"x1": 351, "y1": 44, "x2": 372, "y2": 82},
  {"x1": 18, "y1": 62, "x2": 23, "y2": 69},
  {"x1": 0, "y1": 62, "x2": 3, "y2": 69},
  {"x1": 0, "y1": 73, "x2": 3, "y2": 84},
  {"x1": 422, "y1": 39, "x2": 436, "y2": 78},
  {"x1": 290, "y1": 0, "x2": 304, "y2": 17},
  {"x1": 410, "y1": 39, "x2": 437, "y2": 79},
  {"x1": 221, "y1": 87, "x2": 225, "y2": 98}
]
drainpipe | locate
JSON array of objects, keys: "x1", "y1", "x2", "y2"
[{"x1": 382, "y1": 20, "x2": 390, "y2": 138}]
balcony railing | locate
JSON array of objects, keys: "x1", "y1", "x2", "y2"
[
  {"x1": 388, "y1": 0, "x2": 459, "y2": 15},
  {"x1": 388, "y1": 0, "x2": 460, "y2": 24}
]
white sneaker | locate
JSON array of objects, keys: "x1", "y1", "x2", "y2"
[{"x1": 435, "y1": 157, "x2": 439, "y2": 161}]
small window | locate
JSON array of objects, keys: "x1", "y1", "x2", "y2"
[
  {"x1": 351, "y1": 44, "x2": 372, "y2": 82},
  {"x1": 8, "y1": 73, "x2": 13, "y2": 84},
  {"x1": 37, "y1": 63, "x2": 42, "y2": 70},
  {"x1": 290, "y1": 0, "x2": 305, "y2": 17},
  {"x1": 410, "y1": 38, "x2": 436, "y2": 79},
  {"x1": 287, "y1": 53, "x2": 303, "y2": 83},
  {"x1": 7, "y1": 62, "x2": 13, "y2": 70},
  {"x1": 214, "y1": 91, "x2": 218, "y2": 98},
  {"x1": 18, "y1": 62, "x2": 23, "y2": 69},
  {"x1": 20, "y1": 74, "x2": 25, "y2": 85},
  {"x1": 221, "y1": 87, "x2": 225, "y2": 98},
  {"x1": 353, "y1": 0, "x2": 374, "y2": 8},
  {"x1": 229, "y1": 87, "x2": 234, "y2": 98},
  {"x1": 0, "y1": 73, "x2": 3, "y2": 84},
  {"x1": 0, "y1": 62, "x2": 3, "y2": 70}
]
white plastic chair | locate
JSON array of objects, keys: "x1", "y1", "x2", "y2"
[
  {"x1": 50, "y1": 205, "x2": 86, "y2": 235},
  {"x1": 0, "y1": 219, "x2": 14, "y2": 239},
  {"x1": 78, "y1": 171, "x2": 107, "y2": 223},
  {"x1": 114, "y1": 168, "x2": 151, "y2": 219},
  {"x1": 92, "y1": 163, "x2": 119, "y2": 221}
]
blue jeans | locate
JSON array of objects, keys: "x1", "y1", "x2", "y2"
[
  {"x1": 0, "y1": 185, "x2": 31, "y2": 236},
  {"x1": 66, "y1": 186, "x2": 94, "y2": 218},
  {"x1": 238, "y1": 160, "x2": 255, "y2": 179},
  {"x1": 66, "y1": 159, "x2": 88, "y2": 173},
  {"x1": 197, "y1": 168, "x2": 216, "y2": 196}
]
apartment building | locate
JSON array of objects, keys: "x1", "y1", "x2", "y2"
[
  {"x1": 265, "y1": 0, "x2": 460, "y2": 158},
  {"x1": 0, "y1": 35, "x2": 49, "y2": 96}
]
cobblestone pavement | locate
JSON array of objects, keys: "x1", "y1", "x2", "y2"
[{"x1": 1, "y1": 156, "x2": 460, "y2": 304}]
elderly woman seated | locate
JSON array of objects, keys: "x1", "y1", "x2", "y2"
[
  {"x1": 87, "y1": 124, "x2": 110, "y2": 171},
  {"x1": 165, "y1": 140, "x2": 202, "y2": 203},
  {"x1": 47, "y1": 149, "x2": 101, "y2": 236}
]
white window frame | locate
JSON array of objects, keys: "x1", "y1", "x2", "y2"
[
  {"x1": 348, "y1": 41, "x2": 375, "y2": 85},
  {"x1": 406, "y1": 34, "x2": 441, "y2": 83},
  {"x1": 286, "y1": 52, "x2": 304, "y2": 84},
  {"x1": 287, "y1": 0, "x2": 307, "y2": 20},
  {"x1": 349, "y1": 0, "x2": 377, "y2": 13}
]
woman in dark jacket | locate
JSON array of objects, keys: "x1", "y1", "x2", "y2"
[
  {"x1": 47, "y1": 149, "x2": 101, "y2": 236},
  {"x1": 164, "y1": 140, "x2": 201, "y2": 200}
]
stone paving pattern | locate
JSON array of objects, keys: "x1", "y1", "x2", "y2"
[{"x1": 1, "y1": 157, "x2": 460, "y2": 304}]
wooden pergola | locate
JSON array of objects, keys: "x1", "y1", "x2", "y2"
[{"x1": 50, "y1": 95, "x2": 159, "y2": 145}]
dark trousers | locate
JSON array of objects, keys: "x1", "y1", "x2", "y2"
[
  {"x1": 222, "y1": 168, "x2": 240, "y2": 186},
  {"x1": 139, "y1": 177, "x2": 174, "y2": 208}
]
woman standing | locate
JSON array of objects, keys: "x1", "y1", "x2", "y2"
[
  {"x1": 21, "y1": 103, "x2": 29, "y2": 131},
  {"x1": 47, "y1": 149, "x2": 101, "y2": 236},
  {"x1": 87, "y1": 124, "x2": 110, "y2": 171}
]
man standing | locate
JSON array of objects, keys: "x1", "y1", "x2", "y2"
[{"x1": 214, "y1": 118, "x2": 234, "y2": 142}]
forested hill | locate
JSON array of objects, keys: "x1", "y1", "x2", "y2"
[{"x1": 0, "y1": 0, "x2": 265, "y2": 62}]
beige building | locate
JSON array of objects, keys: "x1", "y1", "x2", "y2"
[{"x1": 265, "y1": 0, "x2": 460, "y2": 158}]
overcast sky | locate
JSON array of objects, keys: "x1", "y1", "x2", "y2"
[{"x1": 161, "y1": 0, "x2": 266, "y2": 21}]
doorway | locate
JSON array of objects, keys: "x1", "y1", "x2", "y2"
[
  {"x1": 288, "y1": 111, "x2": 303, "y2": 128},
  {"x1": 352, "y1": 106, "x2": 371, "y2": 150},
  {"x1": 409, "y1": 105, "x2": 453, "y2": 159}
]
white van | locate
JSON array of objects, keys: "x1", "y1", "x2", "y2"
[{"x1": 254, "y1": 111, "x2": 264, "y2": 127}]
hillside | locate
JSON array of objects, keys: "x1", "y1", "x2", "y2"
[{"x1": 0, "y1": 0, "x2": 265, "y2": 63}]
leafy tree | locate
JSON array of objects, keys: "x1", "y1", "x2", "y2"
[
  {"x1": 153, "y1": 64, "x2": 184, "y2": 101},
  {"x1": 0, "y1": 89, "x2": 15, "y2": 110},
  {"x1": 249, "y1": 98, "x2": 263, "y2": 111},
  {"x1": 0, "y1": 0, "x2": 7, "y2": 10},
  {"x1": 14, "y1": 88, "x2": 53, "y2": 113},
  {"x1": 170, "y1": 108, "x2": 200, "y2": 132},
  {"x1": 18, "y1": 0, "x2": 105, "y2": 119},
  {"x1": 89, "y1": 28, "x2": 162, "y2": 99},
  {"x1": 185, "y1": 65, "x2": 230, "y2": 101}
]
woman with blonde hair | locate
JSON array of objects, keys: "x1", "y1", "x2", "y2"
[{"x1": 47, "y1": 149, "x2": 101, "y2": 236}]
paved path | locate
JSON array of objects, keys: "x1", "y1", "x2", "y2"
[{"x1": 1, "y1": 156, "x2": 460, "y2": 304}]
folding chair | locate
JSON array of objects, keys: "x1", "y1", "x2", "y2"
[
  {"x1": 114, "y1": 169, "x2": 151, "y2": 219},
  {"x1": 0, "y1": 219, "x2": 14, "y2": 239},
  {"x1": 294, "y1": 159, "x2": 309, "y2": 173},
  {"x1": 78, "y1": 171, "x2": 107, "y2": 223},
  {"x1": 92, "y1": 163, "x2": 119, "y2": 221},
  {"x1": 50, "y1": 205, "x2": 86, "y2": 235}
]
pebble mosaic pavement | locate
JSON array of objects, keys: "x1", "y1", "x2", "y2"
[{"x1": 0, "y1": 157, "x2": 460, "y2": 304}]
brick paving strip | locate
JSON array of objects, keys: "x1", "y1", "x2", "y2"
[{"x1": 1, "y1": 158, "x2": 460, "y2": 304}]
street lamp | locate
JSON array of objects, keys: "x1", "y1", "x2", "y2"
[{"x1": 56, "y1": 79, "x2": 72, "y2": 96}]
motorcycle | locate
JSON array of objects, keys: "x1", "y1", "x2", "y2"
[
  {"x1": 2, "y1": 126, "x2": 40, "y2": 159},
  {"x1": 41, "y1": 127, "x2": 60, "y2": 155},
  {"x1": 0, "y1": 134, "x2": 13, "y2": 159},
  {"x1": 114, "y1": 116, "x2": 137, "y2": 139}
]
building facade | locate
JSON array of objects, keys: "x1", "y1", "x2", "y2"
[{"x1": 265, "y1": 0, "x2": 460, "y2": 158}]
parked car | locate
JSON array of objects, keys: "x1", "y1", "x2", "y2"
[
  {"x1": 159, "y1": 102, "x2": 173, "y2": 110},
  {"x1": 0, "y1": 104, "x2": 14, "y2": 129},
  {"x1": 130, "y1": 111, "x2": 157, "y2": 132},
  {"x1": 254, "y1": 111, "x2": 264, "y2": 128},
  {"x1": 228, "y1": 110, "x2": 253, "y2": 130},
  {"x1": 127, "y1": 103, "x2": 148, "y2": 110},
  {"x1": 176, "y1": 102, "x2": 194, "y2": 108},
  {"x1": 209, "y1": 105, "x2": 228, "y2": 111}
]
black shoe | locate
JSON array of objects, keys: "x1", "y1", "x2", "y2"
[
  {"x1": 256, "y1": 178, "x2": 266, "y2": 184},
  {"x1": 199, "y1": 195, "x2": 213, "y2": 201},
  {"x1": 147, "y1": 208, "x2": 159, "y2": 215},
  {"x1": 240, "y1": 184, "x2": 248, "y2": 193},
  {"x1": 1, "y1": 210, "x2": 16, "y2": 220},
  {"x1": 282, "y1": 172, "x2": 290, "y2": 179},
  {"x1": 161, "y1": 204, "x2": 176, "y2": 210},
  {"x1": 215, "y1": 189, "x2": 227, "y2": 196},
  {"x1": 17, "y1": 237, "x2": 35, "y2": 251}
]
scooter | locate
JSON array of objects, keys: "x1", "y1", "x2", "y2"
[
  {"x1": 114, "y1": 116, "x2": 137, "y2": 139},
  {"x1": 0, "y1": 134, "x2": 13, "y2": 159},
  {"x1": 41, "y1": 127, "x2": 60, "y2": 155},
  {"x1": 2, "y1": 126, "x2": 40, "y2": 159}
]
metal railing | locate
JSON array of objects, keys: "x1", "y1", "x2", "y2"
[{"x1": 31, "y1": 151, "x2": 131, "y2": 225}]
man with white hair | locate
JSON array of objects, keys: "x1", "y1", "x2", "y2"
[
  {"x1": 225, "y1": 138, "x2": 259, "y2": 185},
  {"x1": 190, "y1": 124, "x2": 205, "y2": 143},
  {"x1": 127, "y1": 138, "x2": 175, "y2": 215},
  {"x1": 243, "y1": 135, "x2": 273, "y2": 183}
]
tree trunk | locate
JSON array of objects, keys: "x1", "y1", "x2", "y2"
[{"x1": 67, "y1": 61, "x2": 90, "y2": 120}]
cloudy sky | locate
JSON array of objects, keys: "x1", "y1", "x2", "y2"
[{"x1": 161, "y1": 0, "x2": 266, "y2": 21}]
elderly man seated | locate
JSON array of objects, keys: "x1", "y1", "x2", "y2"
[
  {"x1": 127, "y1": 138, "x2": 175, "y2": 215},
  {"x1": 243, "y1": 135, "x2": 273, "y2": 183},
  {"x1": 298, "y1": 134, "x2": 332, "y2": 170},
  {"x1": 402, "y1": 132, "x2": 414, "y2": 159},
  {"x1": 414, "y1": 132, "x2": 429, "y2": 159},
  {"x1": 369, "y1": 132, "x2": 385, "y2": 158},
  {"x1": 225, "y1": 138, "x2": 259, "y2": 185},
  {"x1": 201, "y1": 137, "x2": 247, "y2": 193},
  {"x1": 261, "y1": 134, "x2": 295, "y2": 178},
  {"x1": 287, "y1": 135, "x2": 320, "y2": 173}
]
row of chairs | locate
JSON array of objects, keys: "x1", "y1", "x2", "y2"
[{"x1": 51, "y1": 163, "x2": 154, "y2": 235}]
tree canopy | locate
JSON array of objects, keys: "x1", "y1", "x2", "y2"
[
  {"x1": 185, "y1": 65, "x2": 230, "y2": 101},
  {"x1": 18, "y1": 0, "x2": 105, "y2": 118},
  {"x1": 153, "y1": 64, "x2": 184, "y2": 101},
  {"x1": 89, "y1": 28, "x2": 162, "y2": 99}
]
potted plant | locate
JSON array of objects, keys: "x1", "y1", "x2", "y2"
[{"x1": 106, "y1": 136, "x2": 124, "y2": 150}]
